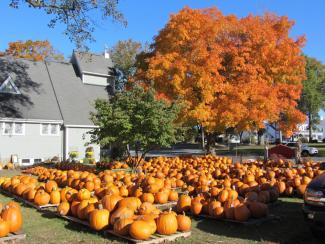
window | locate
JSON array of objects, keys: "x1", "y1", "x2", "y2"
[
  {"x1": 2, "y1": 122, "x2": 25, "y2": 135},
  {"x1": 0, "y1": 75, "x2": 21, "y2": 94},
  {"x1": 14, "y1": 123, "x2": 23, "y2": 135},
  {"x1": 41, "y1": 124, "x2": 59, "y2": 136}
]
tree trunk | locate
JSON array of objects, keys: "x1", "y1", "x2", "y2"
[
  {"x1": 201, "y1": 125, "x2": 205, "y2": 151},
  {"x1": 308, "y1": 112, "x2": 312, "y2": 142},
  {"x1": 239, "y1": 131, "x2": 243, "y2": 143}
]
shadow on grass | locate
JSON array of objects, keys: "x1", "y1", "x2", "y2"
[
  {"x1": 40, "y1": 211, "x2": 122, "y2": 242},
  {"x1": 195, "y1": 199, "x2": 323, "y2": 244}
]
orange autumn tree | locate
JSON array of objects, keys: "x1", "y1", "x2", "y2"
[
  {"x1": 137, "y1": 7, "x2": 306, "y2": 141},
  {"x1": 0, "y1": 40, "x2": 64, "y2": 61}
]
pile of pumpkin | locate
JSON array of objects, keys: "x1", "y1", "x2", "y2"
[
  {"x1": 96, "y1": 161, "x2": 129, "y2": 170},
  {"x1": 22, "y1": 156, "x2": 324, "y2": 202},
  {"x1": 0, "y1": 201, "x2": 23, "y2": 237},
  {"x1": 23, "y1": 168, "x2": 180, "y2": 205},
  {"x1": 57, "y1": 193, "x2": 191, "y2": 240}
]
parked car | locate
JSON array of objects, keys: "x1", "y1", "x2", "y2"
[
  {"x1": 284, "y1": 142, "x2": 318, "y2": 156},
  {"x1": 228, "y1": 135, "x2": 240, "y2": 144},
  {"x1": 303, "y1": 168, "x2": 325, "y2": 236}
]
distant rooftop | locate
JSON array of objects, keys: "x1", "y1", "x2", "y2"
[{"x1": 72, "y1": 51, "x2": 114, "y2": 76}]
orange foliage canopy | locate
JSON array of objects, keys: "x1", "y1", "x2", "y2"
[
  {"x1": 0, "y1": 40, "x2": 63, "y2": 61},
  {"x1": 137, "y1": 7, "x2": 306, "y2": 136}
]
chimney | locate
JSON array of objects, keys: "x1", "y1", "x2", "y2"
[{"x1": 104, "y1": 46, "x2": 110, "y2": 59}]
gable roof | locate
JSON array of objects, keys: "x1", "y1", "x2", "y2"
[
  {"x1": 45, "y1": 61, "x2": 110, "y2": 125},
  {"x1": 0, "y1": 56, "x2": 112, "y2": 125},
  {"x1": 0, "y1": 57, "x2": 63, "y2": 121},
  {"x1": 72, "y1": 51, "x2": 114, "y2": 76}
]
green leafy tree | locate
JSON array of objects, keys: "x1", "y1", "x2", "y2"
[
  {"x1": 9, "y1": 0, "x2": 126, "y2": 49},
  {"x1": 109, "y1": 39, "x2": 144, "y2": 90},
  {"x1": 298, "y1": 56, "x2": 325, "y2": 141},
  {"x1": 89, "y1": 85, "x2": 180, "y2": 169}
]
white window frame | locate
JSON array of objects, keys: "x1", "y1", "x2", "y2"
[
  {"x1": 0, "y1": 75, "x2": 21, "y2": 94},
  {"x1": 40, "y1": 123, "x2": 60, "y2": 136},
  {"x1": 2, "y1": 122, "x2": 25, "y2": 136}
]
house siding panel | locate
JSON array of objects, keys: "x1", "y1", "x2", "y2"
[
  {"x1": 0, "y1": 122, "x2": 63, "y2": 162},
  {"x1": 82, "y1": 74, "x2": 109, "y2": 86},
  {"x1": 67, "y1": 127, "x2": 100, "y2": 161}
]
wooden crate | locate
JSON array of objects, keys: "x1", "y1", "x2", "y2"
[
  {"x1": 105, "y1": 230, "x2": 191, "y2": 244},
  {"x1": 0, "y1": 231, "x2": 26, "y2": 242},
  {"x1": 192, "y1": 213, "x2": 279, "y2": 226},
  {"x1": 0, "y1": 189, "x2": 58, "y2": 210},
  {"x1": 154, "y1": 201, "x2": 177, "y2": 210}
]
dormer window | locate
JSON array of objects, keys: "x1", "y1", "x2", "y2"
[{"x1": 0, "y1": 75, "x2": 21, "y2": 94}]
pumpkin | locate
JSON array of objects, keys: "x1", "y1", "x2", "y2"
[
  {"x1": 0, "y1": 219, "x2": 10, "y2": 237},
  {"x1": 176, "y1": 213, "x2": 191, "y2": 231},
  {"x1": 101, "y1": 194, "x2": 123, "y2": 212},
  {"x1": 70, "y1": 201, "x2": 81, "y2": 216},
  {"x1": 276, "y1": 181, "x2": 286, "y2": 194},
  {"x1": 168, "y1": 191, "x2": 179, "y2": 201},
  {"x1": 297, "y1": 184, "x2": 307, "y2": 196},
  {"x1": 212, "y1": 206, "x2": 224, "y2": 219},
  {"x1": 118, "y1": 197, "x2": 141, "y2": 211},
  {"x1": 208, "y1": 201, "x2": 221, "y2": 216},
  {"x1": 50, "y1": 189, "x2": 61, "y2": 204},
  {"x1": 247, "y1": 202, "x2": 268, "y2": 218},
  {"x1": 1, "y1": 205, "x2": 23, "y2": 232},
  {"x1": 141, "y1": 193, "x2": 154, "y2": 204},
  {"x1": 154, "y1": 192, "x2": 168, "y2": 204},
  {"x1": 191, "y1": 199, "x2": 202, "y2": 215},
  {"x1": 136, "y1": 215, "x2": 157, "y2": 234},
  {"x1": 77, "y1": 200, "x2": 90, "y2": 220},
  {"x1": 5, "y1": 201, "x2": 21, "y2": 210},
  {"x1": 139, "y1": 202, "x2": 156, "y2": 215},
  {"x1": 89, "y1": 206, "x2": 110, "y2": 231},
  {"x1": 45, "y1": 180, "x2": 58, "y2": 193},
  {"x1": 77, "y1": 189, "x2": 91, "y2": 201},
  {"x1": 110, "y1": 207, "x2": 134, "y2": 225},
  {"x1": 234, "y1": 204, "x2": 251, "y2": 222},
  {"x1": 60, "y1": 187, "x2": 71, "y2": 202},
  {"x1": 26, "y1": 187, "x2": 37, "y2": 200},
  {"x1": 57, "y1": 202, "x2": 70, "y2": 216},
  {"x1": 113, "y1": 218, "x2": 134, "y2": 236},
  {"x1": 156, "y1": 211, "x2": 178, "y2": 235},
  {"x1": 176, "y1": 195, "x2": 191, "y2": 213},
  {"x1": 218, "y1": 190, "x2": 229, "y2": 202},
  {"x1": 34, "y1": 190, "x2": 50, "y2": 206},
  {"x1": 84, "y1": 203, "x2": 96, "y2": 220},
  {"x1": 129, "y1": 220, "x2": 152, "y2": 240}
]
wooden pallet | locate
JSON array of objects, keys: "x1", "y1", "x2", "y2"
[
  {"x1": 192, "y1": 214, "x2": 279, "y2": 226},
  {"x1": 0, "y1": 189, "x2": 58, "y2": 210},
  {"x1": 154, "y1": 201, "x2": 177, "y2": 210},
  {"x1": 0, "y1": 231, "x2": 26, "y2": 242},
  {"x1": 55, "y1": 213, "x2": 90, "y2": 227},
  {"x1": 105, "y1": 230, "x2": 191, "y2": 244}
]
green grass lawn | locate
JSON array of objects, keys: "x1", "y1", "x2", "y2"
[{"x1": 0, "y1": 170, "x2": 323, "y2": 243}]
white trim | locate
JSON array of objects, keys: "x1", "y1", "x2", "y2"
[
  {"x1": 40, "y1": 123, "x2": 60, "y2": 136},
  {"x1": 64, "y1": 126, "x2": 69, "y2": 160},
  {"x1": 82, "y1": 71, "x2": 112, "y2": 77},
  {"x1": 64, "y1": 124, "x2": 99, "y2": 128},
  {"x1": 2, "y1": 122, "x2": 25, "y2": 136},
  {"x1": 0, "y1": 118, "x2": 63, "y2": 124}
]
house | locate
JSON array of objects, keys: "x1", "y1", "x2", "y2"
[{"x1": 0, "y1": 51, "x2": 115, "y2": 165}]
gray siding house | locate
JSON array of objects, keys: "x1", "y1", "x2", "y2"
[{"x1": 0, "y1": 51, "x2": 115, "y2": 165}]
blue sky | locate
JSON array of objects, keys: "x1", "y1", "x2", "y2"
[{"x1": 0, "y1": 0, "x2": 324, "y2": 63}]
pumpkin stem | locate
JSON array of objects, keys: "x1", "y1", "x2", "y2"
[{"x1": 98, "y1": 203, "x2": 103, "y2": 210}]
